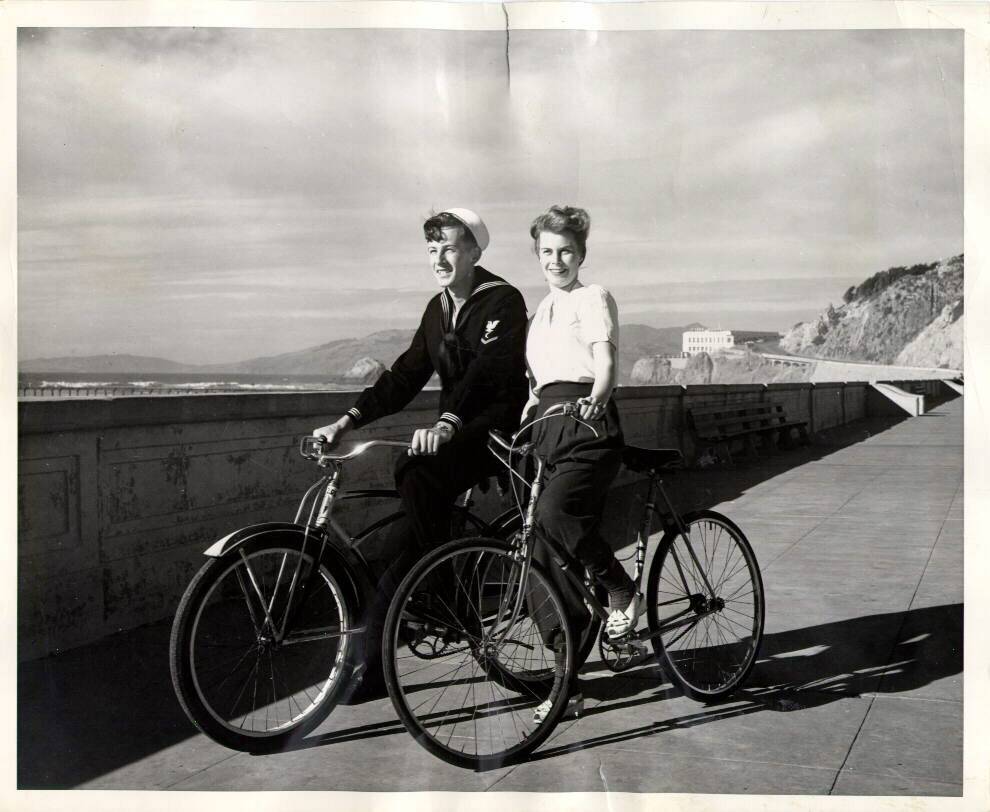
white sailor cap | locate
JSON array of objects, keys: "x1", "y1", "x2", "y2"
[{"x1": 440, "y1": 208, "x2": 490, "y2": 252}]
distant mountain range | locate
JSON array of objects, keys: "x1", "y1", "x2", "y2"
[
  {"x1": 18, "y1": 353, "x2": 194, "y2": 374},
  {"x1": 28, "y1": 254, "x2": 960, "y2": 390},
  {"x1": 22, "y1": 322, "x2": 775, "y2": 383}
]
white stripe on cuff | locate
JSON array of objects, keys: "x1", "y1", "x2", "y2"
[
  {"x1": 346, "y1": 407, "x2": 362, "y2": 422},
  {"x1": 439, "y1": 412, "x2": 462, "y2": 432}
]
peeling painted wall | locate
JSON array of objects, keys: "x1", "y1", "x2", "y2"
[{"x1": 19, "y1": 380, "x2": 950, "y2": 661}]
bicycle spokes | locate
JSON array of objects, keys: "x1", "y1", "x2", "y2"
[
  {"x1": 387, "y1": 543, "x2": 573, "y2": 766},
  {"x1": 649, "y1": 515, "x2": 764, "y2": 698},
  {"x1": 189, "y1": 547, "x2": 350, "y2": 736}
]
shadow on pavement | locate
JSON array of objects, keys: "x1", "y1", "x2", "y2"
[
  {"x1": 18, "y1": 621, "x2": 187, "y2": 789},
  {"x1": 532, "y1": 602, "x2": 961, "y2": 761},
  {"x1": 19, "y1": 601, "x2": 959, "y2": 785},
  {"x1": 658, "y1": 414, "x2": 910, "y2": 518},
  {"x1": 596, "y1": 413, "x2": 911, "y2": 558}
]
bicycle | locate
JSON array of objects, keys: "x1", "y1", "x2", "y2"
[
  {"x1": 381, "y1": 403, "x2": 766, "y2": 769},
  {"x1": 169, "y1": 435, "x2": 524, "y2": 753}
]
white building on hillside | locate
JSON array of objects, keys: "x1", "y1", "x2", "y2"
[{"x1": 683, "y1": 328, "x2": 734, "y2": 355}]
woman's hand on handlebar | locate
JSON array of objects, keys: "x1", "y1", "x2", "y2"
[
  {"x1": 312, "y1": 415, "x2": 354, "y2": 450},
  {"x1": 576, "y1": 396, "x2": 606, "y2": 422}
]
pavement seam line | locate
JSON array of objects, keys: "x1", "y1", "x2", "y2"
[
  {"x1": 601, "y1": 744, "x2": 842, "y2": 772},
  {"x1": 741, "y1": 445, "x2": 888, "y2": 571},
  {"x1": 827, "y1": 471, "x2": 956, "y2": 796},
  {"x1": 160, "y1": 749, "x2": 244, "y2": 790},
  {"x1": 758, "y1": 513, "x2": 832, "y2": 572},
  {"x1": 483, "y1": 700, "x2": 601, "y2": 790},
  {"x1": 863, "y1": 693, "x2": 960, "y2": 705},
  {"x1": 828, "y1": 694, "x2": 877, "y2": 794},
  {"x1": 760, "y1": 460, "x2": 887, "y2": 574}
]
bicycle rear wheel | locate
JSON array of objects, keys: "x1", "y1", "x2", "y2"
[
  {"x1": 645, "y1": 510, "x2": 764, "y2": 701},
  {"x1": 382, "y1": 538, "x2": 575, "y2": 769},
  {"x1": 170, "y1": 534, "x2": 357, "y2": 752}
]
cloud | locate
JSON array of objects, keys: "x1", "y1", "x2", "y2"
[{"x1": 17, "y1": 27, "x2": 963, "y2": 362}]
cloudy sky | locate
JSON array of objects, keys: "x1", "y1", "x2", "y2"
[{"x1": 18, "y1": 27, "x2": 962, "y2": 364}]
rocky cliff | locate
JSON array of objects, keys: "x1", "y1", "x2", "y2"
[
  {"x1": 631, "y1": 348, "x2": 811, "y2": 386},
  {"x1": 780, "y1": 254, "x2": 963, "y2": 367},
  {"x1": 343, "y1": 357, "x2": 387, "y2": 383},
  {"x1": 895, "y1": 299, "x2": 963, "y2": 369}
]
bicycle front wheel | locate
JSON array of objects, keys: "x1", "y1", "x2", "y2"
[
  {"x1": 382, "y1": 538, "x2": 575, "y2": 769},
  {"x1": 170, "y1": 533, "x2": 357, "y2": 753},
  {"x1": 646, "y1": 510, "x2": 764, "y2": 700}
]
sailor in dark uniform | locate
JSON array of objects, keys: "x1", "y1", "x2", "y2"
[{"x1": 312, "y1": 208, "x2": 529, "y2": 695}]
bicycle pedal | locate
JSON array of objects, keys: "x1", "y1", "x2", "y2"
[
  {"x1": 613, "y1": 642, "x2": 651, "y2": 672},
  {"x1": 600, "y1": 633, "x2": 651, "y2": 672}
]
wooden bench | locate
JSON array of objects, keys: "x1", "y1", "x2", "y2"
[{"x1": 686, "y1": 401, "x2": 809, "y2": 465}]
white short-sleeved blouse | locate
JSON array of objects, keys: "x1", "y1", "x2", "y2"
[{"x1": 526, "y1": 282, "x2": 619, "y2": 394}]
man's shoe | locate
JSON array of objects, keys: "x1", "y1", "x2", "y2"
[
  {"x1": 605, "y1": 592, "x2": 644, "y2": 639},
  {"x1": 532, "y1": 692, "x2": 584, "y2": 724}
]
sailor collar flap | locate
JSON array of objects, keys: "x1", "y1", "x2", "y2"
[{"x1": 439, "y1": 267, "x2": 510, "y2": 331}]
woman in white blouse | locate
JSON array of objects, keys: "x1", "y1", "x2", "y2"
[{"x1": 524, "y1": 205, "x2": 642, "y2": 722}]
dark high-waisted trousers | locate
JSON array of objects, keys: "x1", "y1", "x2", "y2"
[
  {"x1": 357, "y1": 424, "x2": 498, "y2": 697},
  {"x1": 528, "y1": 382, "x2": 627, "y2": 651}
]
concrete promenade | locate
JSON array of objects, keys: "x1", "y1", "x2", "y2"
[{"x1": 18, "y1": 398, "x2": 964, "y2": 797}]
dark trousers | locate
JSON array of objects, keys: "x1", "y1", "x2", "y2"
[
  {"x1": 393, "y1": 423, "x2": 498, "y2": 551},
  {"x1": 352, "y1": 426, "x2": 498, "y2": 698},
  {"x1": 528, "y1": 384, "x2": 631, "y2": 667}
]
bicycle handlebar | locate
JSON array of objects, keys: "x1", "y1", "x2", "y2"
[
  {"x1": 542, "y1": 401, "x2": 579, "y2": 419},
  {"x1": 299, "y1": 436, "x2": 410, "y2": 463},
  {"x1": 487, "y1": 400, "x2": 599, "y2": 461}
]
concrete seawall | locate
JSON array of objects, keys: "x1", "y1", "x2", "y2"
[{"x1": 17, "y1": 380, "x2": 958, "y2": 661}]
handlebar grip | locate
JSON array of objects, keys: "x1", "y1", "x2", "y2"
[
  {"x1": 543, "y1": 401, "x2": 578, "y2": 417},
  {"x1": 299, "y1": 435, "x2": 325, "y2": 460}
]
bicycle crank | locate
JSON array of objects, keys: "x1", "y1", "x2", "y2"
[{"x1": 598, "y1": 630, "x2": 652, "y2": 673}]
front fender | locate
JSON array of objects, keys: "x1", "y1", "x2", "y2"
[
  {"x1": 203, "y1": 522, "x2": 373, "y2": 613},
  {"x1": 204, "y1": 521, "x2": 317, "y2": 557}
]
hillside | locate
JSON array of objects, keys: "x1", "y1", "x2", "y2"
[
  {"x1": 780, "y1": 254, "x2": 963, "y2": 366},
  {"x1": 19, "y1": 354, "x2": 194, "y2": 374},
  {"x1": 23, "y1": 323, "x2": 710, "y2": 382},
  {"x1": 198, "y1": 330, "x2": 416, "y2": 376},
  {"x1": 895, "y1": 299, "x2": 963, "y2": 369}
]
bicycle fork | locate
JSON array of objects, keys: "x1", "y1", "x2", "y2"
[
  {"x1": 489, "y1": 458, "x2": 547, "y2": 648},
  {"x1": 238, "y1": 464, "x2": 353, "y2": 647}
]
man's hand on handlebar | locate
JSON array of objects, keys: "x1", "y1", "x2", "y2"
[
  {"x1": 409, "y1": 421, "x2": 454, "y2": 456},
  {"x1": 311, "y1": 415, "x2": 354, "y2": 450}
]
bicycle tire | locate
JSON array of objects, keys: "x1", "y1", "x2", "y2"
[
  {"x1": 480, "y1": 528, "x2": 605, "y2": 692},
  {"x1": 645, "y1": 509, "x2": 764, "y2": 701},
  {"x1": 170, "y1": 533, "x2": 359, "y2": 753},
  {"x1": 382, "y1": 537, "x2": 575, "y2": 769},
  {"x1": 486, "y1": 584, "x2": 604, "y2": 690}
]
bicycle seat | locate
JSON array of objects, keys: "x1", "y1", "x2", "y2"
[{"x1": 621, "y1": 445, "x2": 685, "y2": 473}]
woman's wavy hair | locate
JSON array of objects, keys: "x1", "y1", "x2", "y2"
[{"x1": 529, "y1": 205, "x2": 591, "y2": 263}]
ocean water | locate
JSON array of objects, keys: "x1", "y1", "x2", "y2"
[{"x1": 18, "y1": 372, "x2": 366, "y2": 398}]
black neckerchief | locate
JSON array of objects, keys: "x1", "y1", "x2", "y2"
[
  {"x1": 437, "y1": 266, "x2": 510, "y2": 379},
  {"x1": 439, "y1": 266, "x2": 509, "y2": 333}
]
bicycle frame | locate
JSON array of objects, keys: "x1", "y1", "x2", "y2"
[
  {"x1": 203, "y1": 438, "x2": 517, "y2": 645},
  {"x1": 487, "y1": 411, "x2": 724, "y2": 651},
  {"x1": 514, "y1": 479, "x2": 727, "y2": 649}
]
